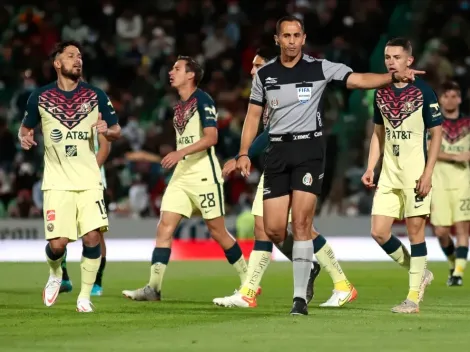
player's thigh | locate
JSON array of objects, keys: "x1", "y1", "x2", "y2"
[
  {"x1": 76, "y1": 189, "x2": 109, "y2": 238},
  {"x1": 371, "y1": 186, "x2": 403, "y2": 220},
  {"x1": 188, "y1": 183, "x2": 225, "y2": 220},
  {"x1": 263, "y1": 195, "x2": 290, "y2": 243},
  {"x1": 263, "y1": 143, "x2": 290, "y2": 199},
  {"x1": 160, "y1": 183, "x2": 194, "y2": 218},
  {"x1": 403, "y1": 188, "x2": 431, "y2": 218},
  {"x1": 43, "y1": 190, "x2": 78, "y2": 241},
  {"x1": 430, "y1": 188, "x2": 453, "y2": 227},
  {"x1": 451, "y1": 188, "x2": 470, "y2": 223}
]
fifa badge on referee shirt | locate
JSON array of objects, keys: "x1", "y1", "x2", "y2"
[
  {"x1": 297, "y1": 87, "x2": 312, "y2": 104},
  {"x1": 302, "y1": 173, "x2": 313, "y2": 186}
]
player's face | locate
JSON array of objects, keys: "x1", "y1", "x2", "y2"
[
  {"x1": 384, "y1": 46, "x2": 413, "y2": 73},
  {"x1": 275, "y1": 21, "x2": 305, "y2": 59},
  {"x1": 251, "y1": 55, "x2": 266, "y2": 78},
  {"x1": 55, "y1": 45, "x2": 82, "y2": 81},
  {"x1": 439, "y1": 90, "x2": 461, "y2": 113},
  {"x1": 169, "y1": 60, "x2": 194, "y2": 88}
]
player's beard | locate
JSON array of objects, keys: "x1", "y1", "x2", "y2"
[{"x1": 60, "y1": 66, "x2": 82, "y2": 82}]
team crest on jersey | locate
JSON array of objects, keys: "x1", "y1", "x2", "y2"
[
  {"x1": 297, "y1": 87, "x2": 312, "y2": 104},
  {"x1": 376, "y1": 86, "x2": 423, "y2": 128},
  {"x1": 442, "y1": 117, "x2": 470, "y2": 144},
  {"x1": 38, "y1": 87, "x2": 98, "y2": 130},
  {"x1": 173, "y1": 97, "x2": 197, "y2": 135}
]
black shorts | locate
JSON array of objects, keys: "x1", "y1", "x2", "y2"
[{"x1": 263, "y1": 131, "x2": 325, "y2": 200}]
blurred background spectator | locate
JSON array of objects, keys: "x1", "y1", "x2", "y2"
[{"x1": 1, "y1": 0, "x2": 468, "y2": 220}]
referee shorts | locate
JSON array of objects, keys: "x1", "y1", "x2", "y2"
[{"x1": 263, "y1": 130, "x2": 325, "y2": 200}]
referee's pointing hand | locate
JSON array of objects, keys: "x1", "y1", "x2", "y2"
[
  {"x1": 236, "y1": 155, "x2": 251, "y2": 178},
  {"x1": 394, "y1": 68, "x2": 426, "y2": 83}
]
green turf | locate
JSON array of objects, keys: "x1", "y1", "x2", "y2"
[{"x1": 0, "y1": 261, "x2": 468, "y2": 351}]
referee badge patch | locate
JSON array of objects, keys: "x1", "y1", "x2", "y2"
[
  {"x1": 297, "y1": 87, "x2": 312, "y2": 104},
  {"x1": 270, "y1": 98, "x2": 279, "y2": 109},
  {"x1": 302, "y1": 173, "x2": 313, "y2": 186}
]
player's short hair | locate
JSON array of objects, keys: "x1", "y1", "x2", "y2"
[
  {"x1": 276, "y1": 15, "x2": 305, "y2": 35},
  {"x1": 177, "y1": 55, "x2": 204, "y2": 86},
  {"x1": 438, "y1": 81, "x2": 461, "y2": 96},
  {"x1": 385, "y1": 37, "x2": 413, "y2": 55},
  {"x1": 256, "y1": 46, "x2": 278, "y2": 62},
  {"x1": 49, "y1": 40, "x2": 83, "y2": 61}
]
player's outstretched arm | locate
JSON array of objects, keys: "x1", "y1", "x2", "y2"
[
  {"x1": 345, "y1": 69, "x2": 426, "y2": 90},
  {"x1": 96, "y1": 133, "x2": 111, "y2": 167}
]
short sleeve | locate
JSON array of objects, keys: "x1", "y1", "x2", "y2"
[
  {"x1": 197, "y1": 93, "x2": 218, "y2": 128},
  {"x1": 321, "y1": 59, "x2": 353, "y2": 84},
  {"x1": 421, "y1": 85, "x2": 442, "y2": 128},
  {"x1": 373, "y1": 90, "x2": 384, "y2": 125},
  {"x1": 249, "y1": 72, "x2": 265, "y2": 106},
  {"x1": 96, "y1": 88, "x2": 118, "y2": 126},
  {"x1": 22, "y1": 91, "x2": 40, "y2": 128}
]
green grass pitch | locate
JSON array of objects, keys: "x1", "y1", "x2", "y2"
[{"x1": 0, "y1": 261, "x2": 468, "y2": 351}]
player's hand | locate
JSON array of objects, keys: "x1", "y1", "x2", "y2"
[
  {"x1": 19, "y1": 130, "x2": 37, "y2": 150},
  {"x1": 453, "y1": 152, "x2": 470, "y2": 163},
  {"x1": 416, "y1": 172, "x2": 432, "y2": 198},
  {"x1": 394, "y1": 68, "x2": 426, "y2": 83},
  {"x1": 361, "y1": 169, "x2": 375, "y2": 188},
  {"x1": 222, "y1": 159, "x2": 237, "y2": 177},
  {"x1": 236, "y1": 155, "x2": 251, "y2": 178},
  {"x1": 92, "y1": 113, "x2": 108, "y2": 135},
  {"x1": 161, "y1": 150, "x2": 184, "y2": 169}
]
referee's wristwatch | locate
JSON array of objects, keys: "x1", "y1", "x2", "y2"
[{"x1": 235, "y1": 154, "x2": 250, "y2": 161}]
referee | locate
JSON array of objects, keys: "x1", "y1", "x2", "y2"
[{"x1": 236, "y1": 15, "x2": 424, "y2": 315}]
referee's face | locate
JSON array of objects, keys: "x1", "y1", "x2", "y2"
[
  {"x1": 251, "y1": 55, "x2": 266, "y2": 78},
  {"x1": 275, "y1": 21, "x2": 305, "y2": 59}
]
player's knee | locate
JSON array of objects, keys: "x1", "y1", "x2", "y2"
[
  {"x1": 264, "y1": 225, "x2": 285, "y2": 244},
  {"x1": 156, "y1": 219, "x2": 176, "y2": 241},
  {"x1": 254, "y1": 218, "x2": 269, "y2": 241},
  {"x1": 370, "y1": 228, "x2": 389, "y2": 243},
  {"x1": 291, "y1": 217, "x2": 312, "y2": 240},
  {"x1": 82, "y1": 230, "x2": 101, "y2": 247},
  {"x1": 48, "y1": 238, "x2": 67, "y2": 254},
  {"x1": 434, "y1": 226, "x2": 450, "y2": 238}
]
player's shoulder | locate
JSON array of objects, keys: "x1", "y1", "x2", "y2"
[
  {"x1": 412, "y1": 78, "x2": 436, "y2": 97},
  {"x1": 79, "y1": 81, "x2": 108, "y2": 99},
  {"x1": 29, "y1": 82, "x2": 56, "y2": 99},
  {"x1": 256, "y1": 56, "x2": 280, "y2": 80},
  {"x1": 195, "y1": 88, "x2": 215, "y2": 106}
]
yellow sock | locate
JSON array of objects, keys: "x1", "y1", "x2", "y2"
[
  {"x1": 78, "y1": 256, "x2": 101, "y2": 300},
  {"x1": 408, "y1": 242, "x2": 427, "y2": 304},
  {"x1": 232, "y1": 256, "x2": 248, "y2": 284},
  {"x1": 45, "y1": 243, "x2": 64, "y2": 278},
  {"x1": 149, "y1": 263, "x2": 167, "y2": 292},
  {"x1": 239, "y1": 246, "x2": 271, "y2": 298},
  {"x1": 389, "y1": 245, "x2": 411, "y2": 270},
  {"x1": 447, "y1": 255, "x2": 456, "y2": 271},
  {"x1": 313, "y1": 236, "x2": 350, "y2": 291},
  {"x1": 453, "y1": 246, "x2": 468, "y2": 277}
]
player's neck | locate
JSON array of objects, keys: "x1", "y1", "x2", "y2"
[
  {"x1": 443, "y1": 109, "x2": 459, "y2": 119},
  {"x1": 280, "y1": 52, "x2": 302, "y2": 68},
  {"x1": 57, "y1": 76, "x2": 79, "y2": 92},
  {"x1": 178, "y1": 85, "x2": 197, "y2": 102},
  {"x1": 392, "y1": 82, "x2": 408, "y2": 89}
]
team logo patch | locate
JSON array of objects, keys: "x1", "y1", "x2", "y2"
[
  {"x1": 173, "y1": 97, "x2": 197, "y2": 135},
  {"x1": 297, "y1": 87, "x2": 312, "y2": 104},
  {"x1": 270, "y1": 98, "x2": 279, "y2": 109},
  {"x1": 50, "y1": 129, "x2": 63, "y2": 143},
  {"x1": 46, "y1": 210, "x2": 56, "y2": 221},
  {"x1": 38, "y1": 87, "x2": 99, "y2": 130},
  {"x1": 65, "y1": 145, "x2": 78, "y2": 156},
  {"x1": 47, "y1": 223, "x2": 54, "y2": 232},
  {"x1": 376, "y1": 86, "x2": 423, "y2": 128},
  {"x1": 302, "y1": 173, "x2": 313, "y2": 186}
]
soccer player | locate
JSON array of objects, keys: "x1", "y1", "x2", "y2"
[
  {"x1": 430, "y1": 81, "x2": 470, "y2": 286},
  {"x1": 362, "y1": 38, "x2": 442, "y2": 313},
  {"x1": 18, "y1": 40, "x2": 121, "y2": 312},
  {"x1": 60, "y1": 129, "x2": 110, "y2": 296},
  {"x1": 122, "y1": 56, "x2": 248, "y2": 301},
  {"x1": 214, "y1": 47, "x2": 356, "y2": 309},
  {"x1": 237, "y1": 16, "x2": 422, "y2": 315}
]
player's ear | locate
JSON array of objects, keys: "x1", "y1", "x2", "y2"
[
  {"x1": 274, "y1": 34, "x2": 279, "y2": 46},
  {"x1": 53, "y1": 59, "x2": 61, "y2": 70},
  {"x1": 187, "y1": 71, "x2": 195, "y2": 81},
  {"x1": 407, "y1": 55, "x2": 414, "y2": 67},
  {"x1": 302, "y1": 33, "x2": 306, "y2": 46}
]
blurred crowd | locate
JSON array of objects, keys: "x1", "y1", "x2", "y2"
[{"x1": 1, "y1": 0, "x2": 470, "y2": 219}]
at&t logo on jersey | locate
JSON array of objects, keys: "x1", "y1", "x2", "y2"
[
  {"x1": 50, "y1": 129, "x2": 63, "y2": 143},
  {"x1": 297, "y1": 87, "x2": 312, "y2": 104}
]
